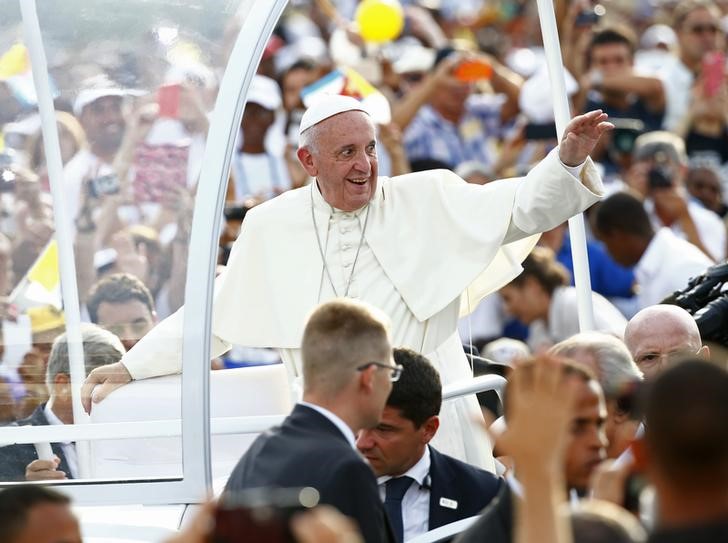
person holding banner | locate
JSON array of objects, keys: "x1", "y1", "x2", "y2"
[{"x1": 82, "y1": 95, "x2": 612, "y2": 470}]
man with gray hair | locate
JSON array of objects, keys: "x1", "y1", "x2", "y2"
[
  {"x1": 624, "y1": 304, "x2": 709, "y2": 380},
  {"x1": 0, "y1": 324, "x2": 125, "y2": 481},
  {"x1": 550, "y1": 332, "x2": 643, "y2": 459},
  {"x1": 225, "y1": 298, "x2": 397, "y2": 543}
]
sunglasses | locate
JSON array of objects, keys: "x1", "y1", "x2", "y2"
[{"x1": 688, "y1": 23, "x2": 718, "y2": 35}]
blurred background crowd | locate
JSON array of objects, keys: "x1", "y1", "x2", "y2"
[{"x1": 0, "y1": 0, "x2": 726, "y2": 474}]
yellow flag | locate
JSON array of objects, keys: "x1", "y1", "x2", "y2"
[{"x1": 27, "y1": 239, "x2": 59, "y2": 291}]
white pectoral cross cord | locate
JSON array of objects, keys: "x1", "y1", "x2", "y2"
[{"x1": 311, "y1": 182, "x2": 371, "y2": 299}]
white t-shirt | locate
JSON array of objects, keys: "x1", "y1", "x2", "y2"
[
  {"x1": 230, "y1": 152, "x2": 291, "y2": 201},
  {"x1": 657, "y1": 58, "x2": 693, "y2": 132},
  {"x1": 527, "y1": 286, "x2": 627, "y2": 353},
  {"x1": 645, "y1": 197, "x2": 726, "y2": 261},
  {"x1": 635, "y1": 227, "x2": 713, "y2": 309}
]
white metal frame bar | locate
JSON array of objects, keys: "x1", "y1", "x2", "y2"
[
  {"x1": 19, "y1": 0, "x2": 91, "y2": 478},
  {"x1": 1, "y1": 0, "x2": 290, "y2": 505},
  {"x1": 0, "y1": 373, "x2": 503, "y2": 445},
  {"x1": 0, "y1": 415, "x2": 286, "y2": 445},
  {"x1": 535, "y1": 0, "x2": 595, "y2": 331}
]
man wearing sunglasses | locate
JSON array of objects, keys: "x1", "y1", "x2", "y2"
[
  {"x1": 659, "y1": 0, "x2": 723, "y2": 131},
  {"x1": 224, "y1": 298, "x2": 399, "y2": 543}
]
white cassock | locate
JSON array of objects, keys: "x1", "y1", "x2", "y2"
[{"x1": 122, "y1": 148, "x2": 604, "y2": 471}]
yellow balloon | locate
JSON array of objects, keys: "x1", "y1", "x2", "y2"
[{"x1": 355, "y1": 0, "x2": 405, "y2": 43}]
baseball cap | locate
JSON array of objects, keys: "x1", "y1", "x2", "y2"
[
  {"x1": 73, "y1": 75, "x2": 127, "y2": 116},
  {"x1": 247, "y1": 74, "x2": 281, "y2": 111}
]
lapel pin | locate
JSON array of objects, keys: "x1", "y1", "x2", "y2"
[{"x1": 439, "y1": 497, "x2": 458, "y2": 510}]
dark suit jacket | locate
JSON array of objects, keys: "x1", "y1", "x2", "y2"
[
  {"x1": 453, "y1": 483, "x2": 513, "y2": 543},
  {"x1": 0, "y1": 404, "x2": 72, "y2": 482},
  {"x1": 225, "y1": 404, "x2": 395, "y2": 543},
  {"x1": 428, "y1": 446, "x2": 503, "y2": 531}
]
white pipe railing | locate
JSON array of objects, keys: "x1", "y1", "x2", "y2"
[
  {"x1": 535, "y1": 0, "x2": 595, "y2": 331},
  {"x1": 0, "y1": 415, "x2": 286, "y2": 446},
  {"x1": 0, "y1": 372, "x2": 505, "y2": 447},
  {"x1": 442, "y1": 374, "x2": 506, "y2": 404}
]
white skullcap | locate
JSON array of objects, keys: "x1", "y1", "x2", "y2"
[{"x1": 298, "y1": 94, "x2": 369, "y2": 136}]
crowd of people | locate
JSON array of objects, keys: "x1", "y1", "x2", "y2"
[{"x1": 1, "y1": 0, "x2": 728, "y2": 541}]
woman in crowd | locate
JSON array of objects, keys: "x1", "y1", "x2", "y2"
[{"x1": 499, "y1": 246, "x2": 627, "y2": 352}]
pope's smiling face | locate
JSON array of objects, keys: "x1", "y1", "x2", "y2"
[{"x1": 297, "y1": 111, "x2": 378, "y2": 212}]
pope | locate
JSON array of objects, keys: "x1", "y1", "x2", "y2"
[{"x1": 82, "y1": 95, "x2": 612, "y2": 469}]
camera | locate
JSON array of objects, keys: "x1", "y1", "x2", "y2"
[
  {"x1": 664, "y1": 261, "x2": 728, "y2": 346},
  {"x1": 607, "y1": 118, "x2": 644, "y2": 157},
  {"x1": 212, "y1": 487, "x2": 319, "y2": 543},
  {"x1": 88, "y1": 173, "x2": 120, "y2": 198},
  {"x1": 647, "y1": 150, "x2": 675, "y2": 189},
  {"x1": 575, "y1": 8, "x2": 601, "y2": 26}
]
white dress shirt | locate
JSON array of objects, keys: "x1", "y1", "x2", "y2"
[
  {"x1": 43, "y1": 404, "x2": 78, "y2": 479},
  {"x1": 657, "y1": 58, "x2": 693, "y2": 133},
  {"x1": 298, "y1": 401, "x2": 357, "y2": 450},
  {"x1": 635, "y1": 227, "x2": 713, "y2": 309},
  {"x1": 378, "y1": 446, "x2": 431, "y2": 541}
]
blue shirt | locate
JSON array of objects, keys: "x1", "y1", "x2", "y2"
[
  {"x1": 557, "y1": 234, "x2": 635, "y2": 299},
  {"x1": 404, "y1": 94, "x2": 504, "y2": 168}
]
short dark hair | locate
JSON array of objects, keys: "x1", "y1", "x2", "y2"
[
  {"x1": 593, "y1": 192, "x2": 654, "y2": 238},
  {"x1": 508, "y1": 246, "x2": 570, "y2": 295},
  {"x1": 0, "y1": 485, "x2": 71, "y2": 542},
  {"x1": 86, "y1": 273, "x2": 155, "y2": 323},
  {"x1": 644, "y1": 360, "x2": 728, "y2": 488},
  {"x1": 586, "y1": 26, "x2": 637, "y2": 67},
  {"x1": 388, "y1": 348, "x2": 442, "y2": 427}
]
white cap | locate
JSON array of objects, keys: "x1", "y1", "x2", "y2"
[
  {"x1": 247, "y1": 74, "x2": 282, "y2": 111},
  {"x1": 298, "y1": 94, "x2": 369, "y2": 136},
  {"x1": 73, "y1": 87, "x2": 126, "y2": 116},
  {"x1": 73, "y1": 75, "x2": 128, "y2": 116},
  {"x1": 482, "y1": 338, "x2": 530, "y2": 367},
  {"x1": 640, "y1": 24, "x2": 677, "y2": 50}
]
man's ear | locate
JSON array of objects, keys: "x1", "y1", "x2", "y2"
[
  {"x1": 698, "y1": 344, "x2": 710, "y2": 360},
  {"x1": 421, "y1": 415, "x2": 439, "y2": 444},
  {"x1": 52, "y1": 373, "x2": 70, "y2": 394},
  {"x1": 296, "y1": 147, "x2": 318, "y2": 177},
  {"x1": 358, "y1": 364, "x2": 376, "y2": 393}
]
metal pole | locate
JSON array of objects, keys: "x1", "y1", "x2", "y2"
[
  {"x1": 535, "y1": 0, "x2": 596, "y2": 331},
  {"x1": 20, "y1": 0, "x2": 91, "y2": 478}
]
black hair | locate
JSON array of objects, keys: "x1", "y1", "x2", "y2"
[
  {"x1": 644, "y1": 359, "x2": 728, "y2": 488},
  {"x1": 388, "y1": 348, "x2": 442, "y2": 427},
  {"x1": 508, "y1": 246, "x2": 570, "y2": 295},
  {"x1": 409, "y1": 158, "x2": 453, "y2": 172},
  {"x1": 86, "y1": 272, "x2": 155, "y2": 323},
  {"x1": 593, "y1": 192, "x2": 654, "y2": 238},
  {"x1": 586, "y1": 26, "x2": 637, "y2": 68},
  {"x1": 0, "y1": 485, "x2": 71, "y2": 542}
]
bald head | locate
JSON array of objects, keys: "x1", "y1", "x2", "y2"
[{"x1": 624, "y1": 305, "x2": 707, "y2": 379}]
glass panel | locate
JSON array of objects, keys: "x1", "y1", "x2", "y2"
[{"x1": 0, "y1": 0, "x2": 254, "y2": 485}]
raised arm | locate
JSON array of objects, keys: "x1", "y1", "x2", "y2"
[{"x1": 502, "y1": 110, "x2": 612, "y2": 244}]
